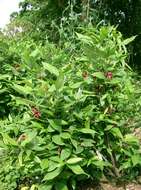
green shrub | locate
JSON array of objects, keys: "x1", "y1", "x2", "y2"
[{"x1": 0, "y1": 26, "x2": 140, "y2": 190}]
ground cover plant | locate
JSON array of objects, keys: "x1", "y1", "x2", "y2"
[{"x1": 0, "y1": 25, "x2": 141, "y2": 190}]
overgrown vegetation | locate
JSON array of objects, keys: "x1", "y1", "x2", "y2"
[{"x1": 0, "y1": 1, "x2": 141, "y2": 190}]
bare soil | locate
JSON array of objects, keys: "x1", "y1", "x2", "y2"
[{"x1": 79, "y1": 182, "x2": 141, "y2": 190}]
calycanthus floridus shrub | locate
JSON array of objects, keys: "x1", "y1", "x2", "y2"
[{"x1": 0, "y1": 26, "x2": 140, "y2": 190}]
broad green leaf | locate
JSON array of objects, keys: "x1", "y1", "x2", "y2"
[
  {"x1": 81, "y1": 139, "x2": 94, "y2": 147},
  {"x1": 0, "y1": 74, "x2": 11, "y2": 80},
  {"x1": 70, "y1": 82, "x2": 82, "y2": 89},
  {"x1": 38, "y1": 183, "x2": 53, "y2": 190},
  {"x1": 0, "y1": 88, "x2": 8, "y2": 94},
  {"x1": 48, "y1": 161, "x2": 60, "y2": 172},
  {"x1": 92, "y1": 160, "x2": 105, "y2": 170},
  {"x1": 76, "y1": 33, "x2": 94, "y2": 45},
  {"x1": 110, "y1": 128, "x2": 123, "y2": 139},
  {"x1": 104, "y1": 125, "x2": 113, "y2": 131},
  {"x1": 48, "y1": 119, "x2": 61, "y2": 132},
  {"x1": 11, "y1": 96, "x2": 34, "y2": 106},
  {"x1": 1, "y1": 133, "x2": 18, "y2": 146},
  {"x1": 55, "y1": 181, "x2": 68, "y2": 190},
  {"x1": 66, "y1": 157, "x2": 82, "y2": 164},
  {"x1": 43, "y1": 62, "x2": 59, "y2": 76},
  {"x1": 43, "y1": 167, "x2": 63, "y2": 181},
  {"x1": 60, "y1": 132, "x2": 71, "y2": 139},
  {"x1": 93, "y1": 72, "x2": 105, "y2": 79},
  {"x1": 48, "y1": 84, "x2": 56, "y2": 92},
  {"x1": 68, "y1": 164, "x2": 85, "y2": 175},
  {"x1": 52, "y1": 135, "x2": 64, "y2": 145},
  {"x1": 71, "y1": 139, "x2": 78, "y2": 149},
  {"x1": 131, "y1": 154, "x2": 141, "y2": 166},
  {"x1": 119, "y1": 160, "x2": 132, "y2": 171},
  {"x1": 78, "y1": 128, "x2": 96, "y2": 136},
  {"x1": 21, "y1": 187, "x2": 29, "y2": 190},
  {"x1": 61, "y1": 148, "x2": 71, "y2": 160},
  {"x1": 18, "y1": 150, "x2": 24, "y2": 166},
  {"x1": 34, "y1": 156, "x2": 41, "y2": 163},
  {"x1": 74, "y1": 146, "x2": 84, "y2": 154},
  {"x1": 55, "y1": 73, "x2": 64, "y2": 90},
  {"x1": 123, "y1": 36, "x2": 136, "y2": 45},
  {"x1": 31, "y1": 121, "x2": 43, "y2": 129},
  {"x1": 104, "y1": 119, "x2": 118, "y2": 125},
  {"x1": 30, "y1": 185, "x2": 38, "y2": 190},
  {"x1": 12, "y1": 84, "x2": 32, "y2": 95},
  {"x1": 50, "y1": 156, "x2": 61, "y2": 162},
  {"x1": 40, "y1": 159, "x2": 49, "y2": 169},
  {"x1": 30, "y1": 49, "x2": 40, "y2": 57},
  {"x1": 124, "y1": 134, "x2": 139, "y2": 145}
]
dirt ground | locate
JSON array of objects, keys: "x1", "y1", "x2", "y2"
[
  {"x1": 100, "y1": 183, "x2": 141, "y2": 190},
  {"x1": 79, "y1": 183, "x2": 141, "y2": 190}
]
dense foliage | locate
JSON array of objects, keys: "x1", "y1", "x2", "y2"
[
  {"x1": 0, "y1": 1, "x2": 141, "y2": 190},
  {"x1": 8, "y1": 0, "x2": 141, "y2": 67}
]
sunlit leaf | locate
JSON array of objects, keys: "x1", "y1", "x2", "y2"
[{"x1": 42, "y1": 62, "x2": 59, "y2": 76}]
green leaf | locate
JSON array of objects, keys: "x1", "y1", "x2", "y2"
[
  {"x1": 78, "y1": 128, "x2": 96, "y2": 136},
  {"x1": 50, "y1": 156, "x2": 61, "y2": 162},
  {"x1": 61, "y1": 148, "x2": 71, "y2": 161},
  {"x1": 119, "y1": 160, "x2": 132, "y2": 170},
  {"x1": 12, "y1": 96, "x2": 34, "y2": 106},
  {"x1": 40, "y1": 159, "x2": 49, "y2": 169},
  {"x1": 55, "y1": 73, "x2": 64, "y2": 90},
  {"x1": 124, "y1": 134, "x2": 139, "y2": 145},
  {"x1": 93, "y1": 72, "x2": 105, "y2": 79},
  {"x1": 1, "y1": 133, "x2": 18, "y2": 146},
  {"x1": 66, "y1": 157, "x2": 83, "y2": 164},
  {"x1": 48, "y1": 161, "x2": 60, "y2": 172},
  {"x1": 48, "y1": 119, "x2": 61, "y2": 132},
  {"x1": 38, "y1": 183, "x2": 53, "y2": 190},
  {"x1": 81, "y1": 139, "x2": 94, "y2": 147},
  {"x1": 71, "y1": 139, "x2": 78, "y2": 149},
  {"x1": 52, "y1": 135, "x2": 64, "y2": 145},
  {"x1": 18, "y1": 150, "x2": 24, "y2": 166},
  {"x1": 70, "y1": 82, "x2": 82, "y2": 89},
  {"x1": 30, "y1": 49, "x2": 40, "y2": 57},
  {"x1": 110, "y1": 128, "x2": 123, "y2": 139},
  {"x1": 43, "y1": 167, "x2": 63, "y2": 181},
  {"x1": 76, "y1": 33, "x2": 93, "y2": 45},
  {"x1": 55, "y1": 181, "x2": 68, "y2": 190},
  {"x1": 12, "y1": 84, "x2": 32, "y2": 95},
  {"x1": 43, "y1": 62, "x2": 59, "y2": 76},
  {"x1": 131, "y1": 154, "x2": 141, "y2": 166},
  {"x1": 104, "y1": 125, "x2": 113, "y2": 131},
  {"x1": 68, "y1": 164, "x2": 85, "y2": 175},
  {"x1": 31, "y1": 185, "x2": 38, "y2": 190},
  {"x1": 48, "y1": 84, "x2": 56, "y2": 92},
  {"x1": 60, "y1": 132, "x2": 71, "y2": 139},
  {"x1": 0, "y1": 74, "x2": 11, "y2": 80},
  {"x1": 123, "y1": 36, "x2": 136, "y2": 45},
  {"x1": 91, "y1": 160, "x2": 106, "y2": 170},
  {"x1": 21, "y1": 187, "x2": 29, "y2": 190}
]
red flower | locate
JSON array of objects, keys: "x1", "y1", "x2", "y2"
[
  {"x1": 105, "y1": 72, "x2": 113, "y2": 79},
  {"x1": 17, "y1": 134, "x2": 27, "y2": 142},
  {"x1": 32, "y1": 107, "x2": 41, "y2": 119},
  {"x1": 14, "y1": 64, "x2": 20, "y2": 70},
  {"x1": 82, "y1": 71, "x2": 88, "y2": 79}
]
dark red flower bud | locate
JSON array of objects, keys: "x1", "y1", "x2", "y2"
[
  {"x1": 82, "y1": 71, "x2": 88, "y2": 79},
  {"x1": 14, "y1": 64, "x2": 20, "y2": 70},
  {"x1": 17, "y1": 134, "x2": 27, "y2": 142},
  {"x1": 105, "y1": 72, "x2": 113, "y2": 79},
  {"x1": 32, "y1": 107, "x2": 41, "y2": 119}
]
